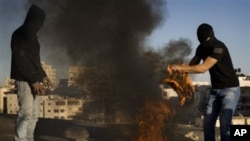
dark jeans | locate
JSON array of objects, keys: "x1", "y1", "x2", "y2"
[{"x1": 204, "y1": 87, "x2": 240, "y2": 141}]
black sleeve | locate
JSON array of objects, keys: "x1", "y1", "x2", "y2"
[
  {"x1": 11, "y1": 34, "x2": 45, "y2": 84},
  {"x1": 209, "y1": 43, "x2": 225, "y2": 61},
  {"x1": 189, "y1": 46, "x2": 202, "y2": 65}
]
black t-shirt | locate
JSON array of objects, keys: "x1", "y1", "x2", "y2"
[{"x1": 195, "y1": 38, "x2": 239, "y2": 88}]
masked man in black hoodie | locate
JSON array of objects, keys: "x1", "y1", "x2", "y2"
[
  {"x1": 171, "y1": 23, "x2": 240, "y2": 141},
  {"x1": 10, "y1": 5, "x2": 51, "y2": 141}
]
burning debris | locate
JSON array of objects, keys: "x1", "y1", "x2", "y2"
[
  {"x1": 163, "y1": 65, "x2": 195, "y2": 106},
  {"x1": 133, "y1": 98, "x2": 175, "y2": 141},
  {"x1": 132, "y1": 64, "x2": 195, "y2": 141}
]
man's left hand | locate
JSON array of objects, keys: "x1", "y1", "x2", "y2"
[{"x1": 171, "y1": 65, "x2": 182, "y2": 71}]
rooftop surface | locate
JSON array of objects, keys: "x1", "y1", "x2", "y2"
[{"x1": 0, "y1": 114, "x2": 208, "y2": 141}]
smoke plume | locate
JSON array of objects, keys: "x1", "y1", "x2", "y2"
[
  {"x1": 24, "y1": 0, "x2": 192, "y2": 119},
  {"x1": 25, "y1": 0, "x2": 166, "y2": 116},
  {"x1": 29, "y1": 0, "x2": 191, "y2": 118}
]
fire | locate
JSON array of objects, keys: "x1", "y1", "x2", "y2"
[
  {"x1": 163, "y1": 65, "x2": 195, "y2": 106},
  {"x1": 133, "y1": 98, "x2": 175, "y2": 141},
  {"x1": 132, "y1": 65, "x2": 194, "y2": 141}
]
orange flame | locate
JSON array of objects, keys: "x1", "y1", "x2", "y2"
[
  {"x1": 133, "y1": 98, "x2": 175, "y2": 141},
  {"x1": 163, "y1": 65, "x2": 195, "y2": 106},
  {"x1": 132, "y1": 65, "x2": 194, "y2": 141}
]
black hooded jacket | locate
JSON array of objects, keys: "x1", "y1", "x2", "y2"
[{"x1": 10, "y1": 5, "x2": 47, "y2": 85}]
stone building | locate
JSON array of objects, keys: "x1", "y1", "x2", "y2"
[
  {"x1": 41, "y1": 95, "x2": 83, "y2": 120},
  {"x1": 5, "y1": 94, "x2": 84, "y2": 120},
  {"x1": 41, "y1": 61, "x2": 57, "y2": 87},
  {"x1": 68, "y1": 66, "x2": 113, "y2": 99},
  {"x1": 0, "y1": 88, "x2": 8, "y2": 113}
]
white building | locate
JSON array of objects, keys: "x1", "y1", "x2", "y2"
[
  {"x1": 41, "y1": 95, "x2": 83, "y2": 120},
  {"x1": 6, "y1": 93, "x2": 18, "y2": 114},
  {"x1": 238, "y1": 75, "x2": 250, "y2": 87},
  {"x1": 5, "y1": 93, "x2": 84, "y2": 120},
  {"x1": 0, "y1": 88, "x2": 9, "y2": 113},
  {"x1": 41, "y1": 61, "x2": 57, "y2": 87}
]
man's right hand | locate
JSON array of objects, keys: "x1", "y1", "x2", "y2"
[{"x1": 32, "y1": 82, "x2": 45, "y2": 95}]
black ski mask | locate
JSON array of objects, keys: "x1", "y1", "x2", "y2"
[{"x1": 197, "y1": 23, "x2": 214, "y2": 46}]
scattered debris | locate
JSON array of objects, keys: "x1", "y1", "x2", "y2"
[{"x1": 184, "y1": 131, "x2": 199, "y2": 141}]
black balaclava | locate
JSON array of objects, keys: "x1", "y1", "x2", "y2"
[{"x1": 197, "y1": 23, "x2": 214, "y2": 46}]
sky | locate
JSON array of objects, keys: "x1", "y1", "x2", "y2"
[
  {"x1": 0, "y1": 0, "x2": 249, "y2": 84},
  {"x1": 147, "y1": 0, "x2": 250, "y2": 82}
]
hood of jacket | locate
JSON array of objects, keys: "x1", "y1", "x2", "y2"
[{"x1": 23, "y1": 5, "x2": 46, "y2": 35}]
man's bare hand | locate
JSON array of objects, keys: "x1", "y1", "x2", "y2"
[
  {"x1": 171, "y1": 64, "x2": 188, "y2": 72},
  {"x1": 32, "y1": 82, "x2": 45, "y2": 95},
  {"x1": 171, "y1": 64, "x2": 182, "y2": 71}
]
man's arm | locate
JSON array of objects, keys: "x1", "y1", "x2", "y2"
[
  {"x1": 172, "y1": 56, "x2": 217, "y2": 73},
  {"x1": 189, "y1": 55, "x2": 201, "y2": 66}
]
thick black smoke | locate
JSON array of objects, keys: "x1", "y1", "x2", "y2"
[
  {"x1": 27, "y1": 0, "x2": 193, "y2": 119},
  {"x1": 23, "y1": 0, "x2": 194, "y2": 122},
  {"x1": 25, "y1": 0, "x2": 167, "y2": 117},
  {"x1": 33, "y1": 0, "x2": 165, "y2": 65},
  {"x1": 161, "y1": 38, "x2": 192, "y2": 64},
  {"x1": 144, "y1": 38, "x2": 192, "y2": 83}
]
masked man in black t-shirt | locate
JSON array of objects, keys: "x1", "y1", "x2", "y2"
[{"x1": 171, "y1": 23, "x2": 241, "y2": 141}]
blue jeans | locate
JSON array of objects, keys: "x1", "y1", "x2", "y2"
[
  {"x1": 204, "y1": 87, "x2": 240, "y2": 141},
  {"x1": 14, "y1": 81, "x2": 40, "y2": 141}
]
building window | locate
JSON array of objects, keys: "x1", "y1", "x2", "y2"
[
  {"x1": 54, "y1": 109, "x2": 59, "y2": 113},
  {"x1": 56, "y1": 101, "x2": 65, "y2": 106}
]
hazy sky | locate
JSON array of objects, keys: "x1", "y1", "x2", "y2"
[{"x1": 0, "y1": 0, "x2": 249, "y2": 84}]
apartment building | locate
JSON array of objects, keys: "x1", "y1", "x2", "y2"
[
  {"x1": 41, "y1": 95, "x2": 84, "y2": 120},
  {"x1": 41, "y1": 61, "x2": 56, "y2": 87},
  {"x1": 5, "y1": 93, "x2": 84, "y2": 120},
  {"x1": 68, "y1": 66, "x2": 113, "y2": 99},
  {"x1": 0, "y1": 88, "x2": 9, "y2": 113},
  {"x1": 6, "y1": 93, "x2": 18, "y2": 114}
]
